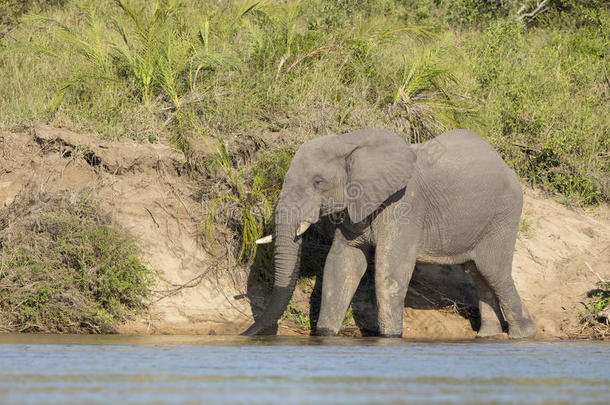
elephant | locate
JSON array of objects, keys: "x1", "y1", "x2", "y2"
[{"x1": 242, "y1": 128, "x2": 537, "y2": 339}]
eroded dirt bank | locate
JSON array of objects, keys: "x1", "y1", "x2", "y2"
[{"x1": 1, "y1": 127, "x2": 608, "y2": 339}]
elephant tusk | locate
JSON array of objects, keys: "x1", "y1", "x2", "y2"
[
  {"x1": 256, "y1": 234, "x2": 275, "y2": 244},
  {"x1": 296, "y1": 221, "x2": 311, "y2": 237}
]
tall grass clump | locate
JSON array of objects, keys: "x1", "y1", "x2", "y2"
[
  {"x1": 201, "y1": 140, "x2": 275, "y2": 262},
  {"x1": 390, "y1": 46, "x2": 472, "y2": 143},
  {"x1": 201, "y1": 142, "x2": 296, "y2": 265}
]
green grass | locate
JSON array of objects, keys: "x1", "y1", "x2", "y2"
[
  {"x1": 0, "y1": 0, "x2": 608, "y2": 271},
  {"x1": 1, "y1": 0, "x2": 606, "y2": 205},
  {"x1": 456, "y1": 19, "x2": 609, "y2": 205}
]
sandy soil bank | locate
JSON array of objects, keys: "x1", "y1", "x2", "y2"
[{"x1": 1, "y1": 126, "x2": 608, "y2": 338}]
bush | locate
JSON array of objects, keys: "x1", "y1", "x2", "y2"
[
  {"x1": 540, "y1": 0, "x2": 609, "y2": 28},
  {"x1": 458, "y1": 18, "x2": 608, "y2": 204},
  {"x1": 578, "y1": 280, "x2": 610, "y2": 339},
  {"x1": 0, "y1": 189, "x2": 155, "y2": 333},
  {"x1": 444, "y1": 0, "x2": 508, "y2": 25}
]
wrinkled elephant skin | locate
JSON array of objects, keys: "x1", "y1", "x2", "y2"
[{"x1": 242, "y1": 129, "x2": 537, "y2": 339}]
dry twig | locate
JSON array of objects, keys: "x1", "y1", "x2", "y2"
[
  {"x1": 584, "y1": 261, "x2": 608, "y2": 284},
  {"x1": 517, "y1": 0, "x2": 550, "y2": 21}
]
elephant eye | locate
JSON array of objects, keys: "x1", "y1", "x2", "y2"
[{"x1": 313, "y1": 176, "x2": 326, "y2": 189}]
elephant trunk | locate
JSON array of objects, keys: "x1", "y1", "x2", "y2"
[{"x1": 242, "y1": 222, "x2": 302, "y2": 335}]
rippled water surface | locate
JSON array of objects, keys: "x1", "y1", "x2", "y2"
[{"x1": 0, "y1": 335, "x2": 608, "y2": 404}]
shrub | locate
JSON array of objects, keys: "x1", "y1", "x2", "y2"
[
  {"x1": 538, "y1": 0, "x2": 609, "y2": 28},
  {"x1": 460, "y1": 18, "x2": 608, "y2": 204},
  {"x1": 444, "y1": 0, "x2": 508, "y2": 25},
  {"x1": 0, "y1": 189, "x2": 155, "y2": 333}
]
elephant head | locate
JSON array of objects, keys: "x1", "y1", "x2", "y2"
[{"x1": 242, "y1": 129, "x2": 417, "y2": 335}]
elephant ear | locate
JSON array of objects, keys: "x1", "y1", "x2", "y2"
[{"x1": 345, "y1": 132, "x2": 417, "y2": 224}]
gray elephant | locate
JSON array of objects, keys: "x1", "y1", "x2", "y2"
[{"x1": 243, "y1": 128, "x2": 537, "y2": 339}]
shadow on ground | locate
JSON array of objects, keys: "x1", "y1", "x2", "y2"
[{"x1": 245, "y1": 218, "x2": 482, "y2": 336}]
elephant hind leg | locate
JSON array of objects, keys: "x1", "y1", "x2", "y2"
[
  {"x1": 472, "y1": 241, "x2": 537, "y2": 339},
  {"x1": 464, "y1": 261, "x2": 506, "y2": 338}
]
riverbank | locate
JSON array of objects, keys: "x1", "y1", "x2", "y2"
[{"x1": 1, "y1": 126, "x2": 608, "y2": 339}]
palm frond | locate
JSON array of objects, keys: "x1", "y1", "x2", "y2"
[{"x1": 390, "y1": 47, "x2": 473, "y2": 142}]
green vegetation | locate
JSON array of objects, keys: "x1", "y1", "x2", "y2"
[
  {"x1": 0, "y1": 1, "x2": 67, "y2": 32},
  {"x1": 589, "y1": 278, "x2": 610, "y2": 314},
  {"x1": 280, "y1": 298, "x2": 310, "y2": 330},
  {"x1": 578, "y1": 280, "x2": 610, "y2": 338},
  {"x1": 461, "y1": 18, "x2": 608, "y2": 205},
  {"x1": 519, "y1": 217, "x2": 534, "y2": 238},
  {"x1": 0, "y1": 0, "x2": 608, "y2": 263},
  {"x1": 590, "y1": 290, "x2": 609, "y2": 313},
  {"x1": 0, "y1": 190, "x2": 155, "y2": 333},
  {"x1": 343, "y1": 305, "x2": 354, "y2": 326},
  {"x1": 202, "y1": 140, "x2": 273, "y2": 261}
]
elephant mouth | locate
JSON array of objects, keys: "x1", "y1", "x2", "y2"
[
  {"x1": 327, "y1": 210, "x2": 348, "y2": 225},
  {"x1": 320, "y1": 200, "x2": 345, "y2": 217}
]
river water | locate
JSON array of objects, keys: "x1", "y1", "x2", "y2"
[{"x1": 0, "y1": 335, "x2": 608, "y2": 404}]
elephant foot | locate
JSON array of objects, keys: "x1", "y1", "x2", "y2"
[
  {"x1": 313, "y1": 327, "x2": 339, "y2": 336},
  {"x1": 476, "y1": 330, "x2": 506, "y2": 339},
  {"x1": 379, "y1": 333, "x2": 403, "y2": 338},
  {"x1": 241, "y1": 324, "x2": 263, "y2": 336},
  {"x1": 508, "y1": 319, "x2": 537, "y2": 339},
  {"x1": 476, "y1": 320, "x2": 504, "y2": 338}
]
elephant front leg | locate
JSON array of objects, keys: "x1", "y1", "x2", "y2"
[
  {"x1": 375, "y1": 243, "x2": 416, "y2": 338},
  {"x1": 315, "y1": 235, "x2": 369, "y2": 336}
]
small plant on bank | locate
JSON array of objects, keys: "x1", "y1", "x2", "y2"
[
  {"x1": 589, "y1": 278, "x2": 610, "y2": 315},
  {"x1": 590, "y1": 290, "x2": 609, "y2": 314},
  {"x1": 577, "y1": 279, "x2": 610, "y2": 339},
  {"x1": 343, "y1": 305, "x2": 354, "y2": 326},
  {"x1": 519, "y1": 217, "x2": 535, "y2": 238},
  {"x1": 280, "y1": 298, "x2": 311, "y2": 331}
]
